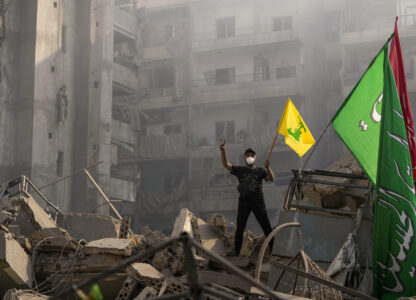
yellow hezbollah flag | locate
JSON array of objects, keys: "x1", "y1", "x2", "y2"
[{"x1": 277, "y1": 98, "x2": 315, "y2": 157}]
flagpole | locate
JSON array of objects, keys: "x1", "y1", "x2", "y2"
[
  {"x1": 300, "y1": 120, "x2": 331, "y2": 172},
  {"x1": 266, "y1": 131, "x2": 279, "y2": 161}
]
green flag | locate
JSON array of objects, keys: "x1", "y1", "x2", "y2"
[
  {"x1": 373, "y1": 45, "x2": 416, "y2": 299},
  {"x1": 332, "y1": 50, "x2": 385, "y2": 185}
]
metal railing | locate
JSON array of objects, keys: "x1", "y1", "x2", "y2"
[
  {"x1": 193, "y1": 23, "x2": 296, "y2": 42},
  {"x1": 192, "y1": 69, "x2": 299, "y2": 88}
]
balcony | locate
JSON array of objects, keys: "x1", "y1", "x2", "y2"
[
  {"x1": 192, "y1": 23, "x2": 300, "y2": 53},
  {"x1": 137, "y1": 87, "x2": 187, "y2": 110},
  {"x1": 137, "y1": 0, "x2": 190, "y2": 11},
  {"x1": 341, "y1": 15, "x2": 416, "y2": 46},
  {"x1": 113, "y1": 60, "x2": 138, "y2": 91},
  {"x1": 111, "y1": 118, "x2": 135, "y2": 147},
  {"x1": 136, "y1": 133, "x2": 187, "y2": 160},
  {"x1": 110, "y1": 174, "x2": 136, "y2": 202},
  {"x1": 191, "y1": 66, "x2": 303, "y2": 105},
  {"x1": 114, "y1": 6, "x2": 138, "y2": 39}
]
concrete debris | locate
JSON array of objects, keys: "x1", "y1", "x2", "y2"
[
  {"x1": 171, "y1": 208, "x2": 193, "y2": 239},
  {"x1": 302, "y1": 154, "x2": 368, "y2": 210},
  {"x1": 56, "y1": 212, "x2": 121, "y2": 241},
  {"x1": 197, "y1": 218, "x2": 226, "y2": 256},
  {"x1": 0, "y1": 232, "x2": 33, "y2": 296},
  {"x1": 133, "y1": 286, "x2": 157, "y2": 300},
  {"x1": 127, "y1": 262, "x2": 164, "y2": 282},
  {"x1": 85, "y1": 238, "x2": 134, "y2": 256},
  {"x1": 0, "y1": 182, "x2": 362, "y2": 300}
]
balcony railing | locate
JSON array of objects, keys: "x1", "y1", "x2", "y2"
[
  {"x1": 192, "y1": 69, "x2": 300, "y2": 88},
  {"x1": 193, "y1": 23, "x2": 295, "y2": 42}
]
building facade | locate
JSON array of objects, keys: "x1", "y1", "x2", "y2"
[{"x1": 0, "y1": 0, "x2": 415, "y2": 233}]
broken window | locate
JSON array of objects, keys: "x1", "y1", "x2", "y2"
[
  {"x1": 145, "y1": 66, "x2": 175, "y2": 89},
  {"x1": 215, "y1": 68, "x2": 235, "y2": 85},
  {"x1": 164, "y1": 124, "x2": 182, "y2": 134},
  {"x1": 216, "y1": 17, "x2": 235, "y2": 38},
  {"x1": 216, "y1": 120, "x2": 235, "y2": 144},
  {"x1": 276, "y1": 66, "x2": 296, "y2": 79},
  {"x1": 273, "y1": 16, "x2": 293, "y2": 31}
]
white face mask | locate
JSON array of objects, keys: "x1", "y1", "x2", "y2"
[{"x1": 246, "y1": 157, "x2": 255, "y2": 166}]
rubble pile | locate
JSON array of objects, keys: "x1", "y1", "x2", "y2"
[
  {"x1": 0, "y1": 177, "x2": 349, "y2": 300},
  {"x1": 301, "y1": 154, "x2": 369, "y2": 211},
  {"x1": 0, "y1": 189, "x2": 279, "y2": 299}
]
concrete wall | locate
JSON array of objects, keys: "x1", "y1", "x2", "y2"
[
  {"x1": 0, "y1": 1, "x2": 21, "y2": 181},
  {"x1": 85, "y1": 0, "x2": 114, "y2": 214}
]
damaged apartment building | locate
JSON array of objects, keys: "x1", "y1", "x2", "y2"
[{"x1": 0, "y1": 0, "x2": 416, "y2": 234}]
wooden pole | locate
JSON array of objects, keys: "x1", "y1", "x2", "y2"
[{"x1": 266, "y1": 131, "x2": 279, "y2": 161}]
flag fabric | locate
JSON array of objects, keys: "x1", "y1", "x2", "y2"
[
  {"x1": 332, "y1": 49, "x2": 385, "y2": 185},
  {"x1": 373, "y1": 44, "x2": 416, "y2": 299},
  {"x1": 389, "y1": 17, "x2": 416, "y2": 184},
  {"x1": 277, "y1": 98, "x2": 315, "y2": 157}
]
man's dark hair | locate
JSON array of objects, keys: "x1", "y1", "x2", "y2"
[{"x1": 244, "y1": 148, "x2": 256, "y2": 155}]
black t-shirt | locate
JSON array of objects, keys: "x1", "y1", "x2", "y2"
[{"x1": 230, "y1": 166, "x2": 268, "y2": 200}]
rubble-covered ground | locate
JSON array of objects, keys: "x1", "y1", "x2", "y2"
[{"x1": 1, "y1": 156, "x2": 372, "y2": 299}]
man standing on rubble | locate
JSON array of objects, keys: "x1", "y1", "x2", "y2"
[{"x1": 219, "y1": 139, "x2": 275, "y2": 256}]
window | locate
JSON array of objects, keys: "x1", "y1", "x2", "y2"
[
  {"x1": 276, "y1": 66, "x2": 296, "y2": 79},
  {"x1": 146, "y1": 66, "x2": 175, "y2": 89},
  {"x1": 254, "y1": 58, "x2": 270, "y2": 81},
  {"x1": 216, "y1": 17, "x2": 235, "y2": 38},
  {"x1": 216, "y1": 120, "x2": 235, "y2": 144},
  {"x1": 273, "y1": 16, "x2": 293, "y2": 31},
  {"x1": 215, "y1": 68, "x2": 235, "y2": 85},
  {"x1": 164, "y1": 124, "x2": 182, "y2": 134},
  {"x1": 164, "y1": 23, "x2": 186, "y2": 40}
]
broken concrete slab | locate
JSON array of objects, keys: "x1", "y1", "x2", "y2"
[
  {"x1": 142, "y1": 225, "x2": 168, "y2": 248},
  {"x1": 84, "y1": 238, "x2": 134, "y2": 256},
  {"x1": 2, "y1": 289, "x2": 47, "y2": 300},
  {"x1": 197, "y1": 218, "x2": 226, "y2": 256},
  {"x1": 128, "y1": 263, "x2": 164, "y2": 281},
  {"x1": 171, "y1": 208, "x2": 193, "y2": 238},
  {"x1": 0, "y1": 232, "x2": 33, "y2": 296},
  {"x1": 9, "y1": 195, "x2": 59, "y2": 237},
  {"x1": 27, "y1": 228, "x2": 75, "y2": 252},
  {"x1": 56, "y1": 212, "x2": 121, "y2": 241}
]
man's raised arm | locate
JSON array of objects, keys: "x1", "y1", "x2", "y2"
[
  {"x1": 219, "y1": 139, "x2": 232, "y2": 171},
  {"x1": 264, "y1": 159, "x2": 275, "y2": 181}
]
